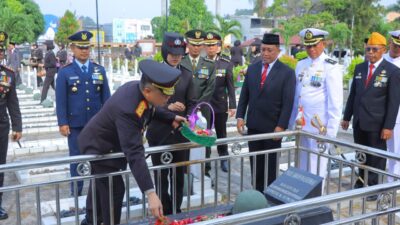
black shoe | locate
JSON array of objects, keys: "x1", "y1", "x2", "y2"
[
  {"x1": 220, "y1": 160, "x2": 228, "y2": 173},
  {"x1": 0, "y1": 207, "x2": 8, "y2": 220},
  {"x1": 366, "y1": 195, "x2": 378, "y2": 201}
]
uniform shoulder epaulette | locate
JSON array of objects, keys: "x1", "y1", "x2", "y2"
[
  {"x1": 1, "y1": 65, "x2": 14, "y2": 72},
  {"x1": 325, "y1": 58, "x2": 337, "y2": 65},
  {"x1": 220, "y1": 56, "x2": 230, "y2": 63},
  {"x1": 203, "y1": 57, "x2": 214, "y2": 63}
]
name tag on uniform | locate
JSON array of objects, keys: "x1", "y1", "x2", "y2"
[
  {"x1": 69, "y1": 76, "x2": 79, "y2": 80},
  {"x1": 355, "y1": 73, "x2": 362, "y2": 79}
]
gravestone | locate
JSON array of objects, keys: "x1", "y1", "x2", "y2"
[{"x1": 264, "y1": 166, "x2": 323, "y2": 205}]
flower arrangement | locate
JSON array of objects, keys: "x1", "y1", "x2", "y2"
[
  {"x1": 154, "y1": 214, "x2": 225, "y2": 225},
  {"x1": 180, "y1": 102, "x2": 217, "y2": 147}
]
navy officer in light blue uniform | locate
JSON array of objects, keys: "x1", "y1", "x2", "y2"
[{"x1": 56, "y1": 30, "x2": 111, "y2": 196}]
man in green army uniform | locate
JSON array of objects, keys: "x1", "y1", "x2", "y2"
[
  {"x1": 181, "y1": 29, "x2": 215, "y2": 104},
  {"x1": 181, "y1": 29, "x2": 215, "y2": 178}
]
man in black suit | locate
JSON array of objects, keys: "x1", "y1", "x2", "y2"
[
  {"x1": 146, "y1": 32, "x2": 196, "y2": 215},
  {"x1": 236, "y1": 33, "x2": 296, "y2": 193},
  {"x1": 78, "y1": 60, "x2": 186, "y2": 225},
  {"x1": 342, "y1": 32, "x2": 400, "y2": 199}
]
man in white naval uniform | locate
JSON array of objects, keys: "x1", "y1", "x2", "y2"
[
  {"x1": 384, "y1": 30, "x2": 400, "y2": 182},
  {"x1": 289, "y1": 28, "x2": 343, "y2": 186}
]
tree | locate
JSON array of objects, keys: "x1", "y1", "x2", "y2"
[
  {"x1": 19, "y1": 0, "x2": 45, "y2": 39},
  {"x1": 210, "y1": 15, "x2": 242, "y2": 46},
  {"x1": 325, "y1": 22, "x2": 351, "y2": 61},
  {"x1": 55, "y1": 10, "x2": 80, "y2": 44},
  {"x1": 151, "y1": 0, "x2": 214, "y2": 42},
  {"x1": 272, "y1": 19, "x2": 302, "y2": 53},
  {"x1": 267, "y1": 0, "x2": 318, "y2": 18},
  {"x1": 248, "y1": 0, "x2": 268, "y2": 17},
  {"x1": 0, "y1": 0, "x2": 44, "y2": 43},
  {"x1": 79, "y1": 16, "x2": 96, "y2": 28},
  {"x1": 151, "y1": 16, "x2": 166, "y2": 42},
  {"x1": 387, "y1": 0, "x2": 400, "y2": 12},
  {"x1": 321, "y1": 0, "x2": 384, "y2": 52}
]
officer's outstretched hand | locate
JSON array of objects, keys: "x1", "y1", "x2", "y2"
[
  {"x1": 381, "y1": 129, "x2": 393, "y2": 140},
  {"x1": 341, "y1": 120, "x2": 349, "y2": 130},
  {"x1": 147, "y1": 191, "x2": 163, "y2": 219},
  {"x1": 12, "y1": 132, "x2": 22, "y2": 141},
  {"x1": 59, "y1": 125, "x2": 70, "y2": 137},
  {"x1": 172, "y1": 115, "x2": 187, "y2": 129}
]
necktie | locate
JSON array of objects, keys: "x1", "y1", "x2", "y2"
[
  {"x1": 260, "y1": 63, "x2": 269, "y2": 88},
  {"x1": 192, "y1": 59, "x2": 197, "y2": 72},
  {"x1": 365, "y1": 64, "x2": 374, "y2": 87},
  {"x1": 82, "y1": 65, "x2": 87, "y2": 74}
]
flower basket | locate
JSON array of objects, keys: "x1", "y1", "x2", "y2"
[{"x1": 180, "y1": 102, "x2": 217, "y2": 147}]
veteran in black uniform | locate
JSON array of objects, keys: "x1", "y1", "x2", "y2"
[
  {"x1": 0, "y1": 31, "x2": 22, "y2": 220},
  {"x1": 204, "y1": 32, "x2": 236, "y2": 173},
  {"x1": 342, "y1": 32, "x2": 400, "y2": 200},
  {"x1": 78, "y1": 60, "x2": 186, "y2": 225},
  {"x1": 56, "y1": 31, "x2": 111, "y2": 196},
  {"x1": 146, "y1": 32, "x2": 196, "y2": 215}
]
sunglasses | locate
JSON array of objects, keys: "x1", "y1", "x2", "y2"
[
  {"x1": 365, "y1": 47, "x2": 383, "y2": 53},
  {"x1": 305, "y1": 44, "x2": 318, "y2": 49}
]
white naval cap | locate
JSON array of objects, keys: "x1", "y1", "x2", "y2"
[
  {"x1": 389, "y1": 30, "x2": 400, "y2": 45},
  {"x1": 299, "y1": 28, "x2": 329, "y2": 46}
]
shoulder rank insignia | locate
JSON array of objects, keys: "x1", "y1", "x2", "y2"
[
  {"x1": 220, "y1": 56, "x2": 230, "y2": 63},
  {"x1": 135, "y1": 100, "x2": 148, "y2": 118},
  {"x1": 325, "y1": 58, "x2": 337, "y2": 65}
]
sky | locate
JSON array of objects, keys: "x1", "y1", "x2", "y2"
[{"x1": 33, "y1": 0, "x2": 398, "y2": 23}]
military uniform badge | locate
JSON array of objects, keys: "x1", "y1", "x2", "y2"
[
  {"x1": 197, "y1": 67, "x2": 209, "y2": 79},
  {"x1": 374, "y1": 70, "x2": 387, "y2": 87},
  {"x1": 216, "y1": 69, "x2": 226, "y2": 77},
  {"x1": 135, "y1": 100, "x2": 148, "y2": 118},
  {"x1": 310, "y1": 71, "x2": 323, "y2": 87}
]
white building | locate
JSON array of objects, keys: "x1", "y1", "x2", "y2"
[
  {"x1": 230, "y1": 15, "x2": 276, "y2": 42},
  {"x1": 112, "y1": 18, "x2": 153, "y2": 43}
]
